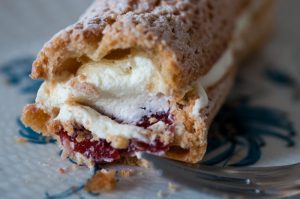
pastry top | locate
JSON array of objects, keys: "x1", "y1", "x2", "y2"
[{"x1": 31, "y1": 0, "x2": 250, "y2": 97}]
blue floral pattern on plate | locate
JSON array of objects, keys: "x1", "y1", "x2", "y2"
[{"x1": 0, "y1": 55, "x2": 298, "y2": 198}]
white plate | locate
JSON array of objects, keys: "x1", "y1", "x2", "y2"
[{"x1": 1, "y1": 0, "x2": 300, "y2": 198}]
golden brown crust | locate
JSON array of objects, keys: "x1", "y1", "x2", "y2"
[
  {"x1": 166, "y1": 67, "x2": 236, "y2": 163},
  {"x1": 31, "y1": 0, "x2": 251, "y2": 97},
  {"x1": 21, "y1": 104, "x2": 51, "y2": 134},
  {"x1": 165, "y1": 0, "x2": 275, "y2": 163}
]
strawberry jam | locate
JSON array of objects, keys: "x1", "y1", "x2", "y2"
[
  {"x1": 58, "y1": 130, "x2": 121, "y2": 162},
  {"x1": 58, "y1": 130, "x2": 169, "y2": 163},
  {"x1": 57, "y1": 112, "x2": 172, "y2": 163}
]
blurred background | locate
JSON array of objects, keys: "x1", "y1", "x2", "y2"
[
  {"x1": 0, "y1": 0, "x2": 92, "y2": 61},
  {"x1": 0, "y1": 0, "x2": 300, "y2": 62}
]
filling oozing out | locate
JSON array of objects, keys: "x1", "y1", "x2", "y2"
[
  {"x1": 59, "y1": 130, "x2": 167, "y2": 162},
  {"x1": 58, "y1": 112, "x2": 172, "y2": 163},
  {"x1": 37, "y1": 51, "x2": 177, "y2": 163}
]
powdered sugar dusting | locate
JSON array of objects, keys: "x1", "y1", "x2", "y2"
[{"x1": 32, "y1": 0, "x2": 251, "y2": 94}]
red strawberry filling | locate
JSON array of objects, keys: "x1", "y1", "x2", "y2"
[
  {"x1": 137, "y1": 112, "x2": 174, "y2": 128},
  {"x1": 58, "y1": 112, "x2": 173, "y2": 163}
]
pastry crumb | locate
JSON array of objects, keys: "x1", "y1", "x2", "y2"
[
  {"x1": 119, "y1": 169, "x2": 135, "y2": 177},
  {"x1": 57, "y1": 168, "x2": 65, "y2": 174},
  {"x1": 106, "y1": 135, "x2": 129, "y2": 149},
  {"x1": 168, "y1": 182, "x2": 178, "y2": 193},
  {"x1": 137, "y1": 159, "x2": 150, "y2": 168},
  {"x1": 121, "y1": 157, "x2": 150, "y2": 168},
  {"x1": 85, "y1": 169, "x2": 116, "y2": 193},
  {"x1": 149, "y1": 117, "x2": 158, "y2": 124},
  {"x1": 57, "y1": 165, "x2": 79, "y2": 174},
  {"x1": 16, "y1": 137, "x2": 28, "y2": 143}
]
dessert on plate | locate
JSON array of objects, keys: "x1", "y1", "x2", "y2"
[{"x1": 22, "y1": 0, "x2": 274, "y2": 167}]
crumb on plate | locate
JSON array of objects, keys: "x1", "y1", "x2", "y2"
[
  {"x1": 85, "y1": 169, "x2": 116, "y2": 193},
  {"x1": 119, "y1": 169, "x2": 135, "y2": 177},
  {"x1": 121, "y1": 157, "x2": 150, "y2": 168},
  {"x1": 137, "y1": 159, "x2": 150, "y2": 168},
  {"x1": 16, "y1": 137, "x2": 28, "y2": 143},
  {"x1": 57, "y1": 165, "x2": 79, "y2": 174},
  {"x1": 168, "y1": 182, "x2": 178, "y2": 193}
]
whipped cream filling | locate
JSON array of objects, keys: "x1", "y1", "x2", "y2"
[
  {"x1": 37, "y1": 54, "x2": 170, "y2": 123},
  {"x1": 200, "y1": 49, "x2": 233, "y2": 88},
  {"x1": 77, "y1": 57, "x2": 169, "y2": 123},
  {"x1": 191, "y1": 48, "x2": 233, "y2": 117},
  {"x1": 56, "y1": 104, "x2": 151, "y2": 142},
  {"x1": 36, "y1": 0, "x2": 261, "y2": 142},
  {"x1": 36, "y1": 53, "x2": 170, "y2": 142}
]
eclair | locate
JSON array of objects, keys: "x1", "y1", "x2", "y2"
[{"x1": 22, "y1": 0, "x2": 274, "y2": 167}]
